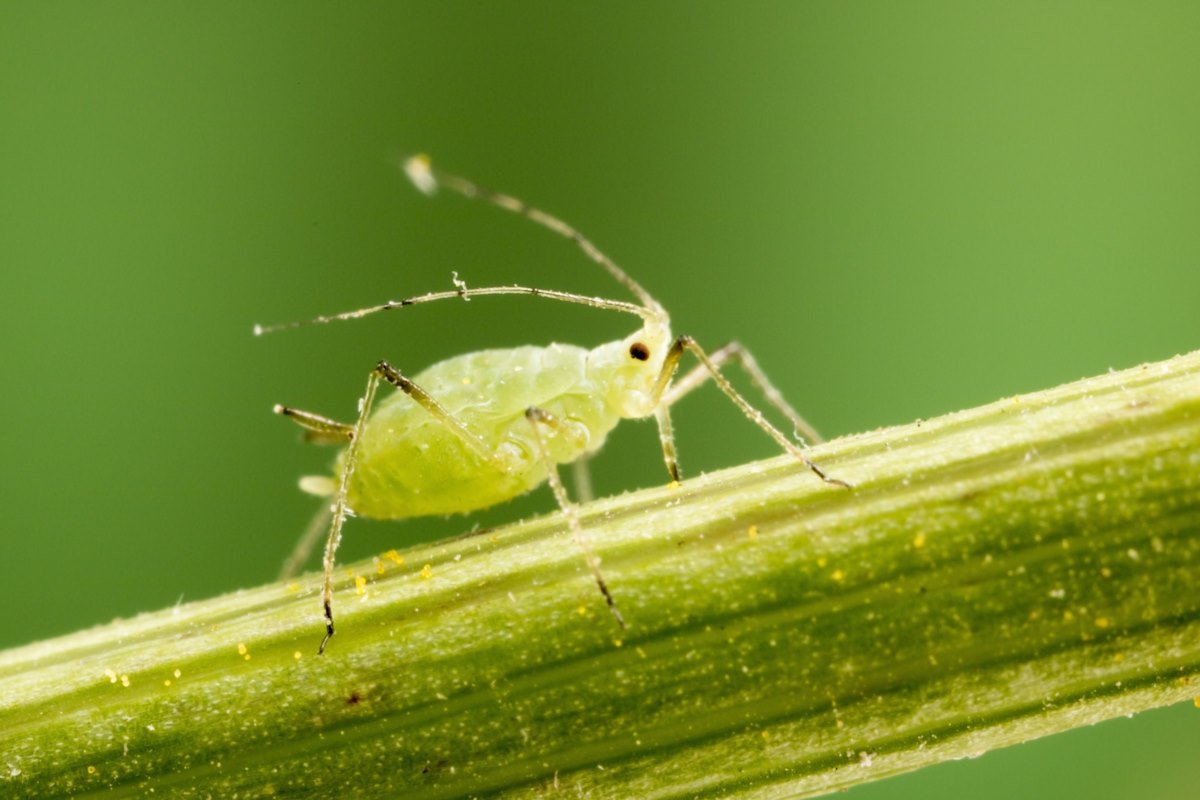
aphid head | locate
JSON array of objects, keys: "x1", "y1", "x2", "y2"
[{"x1": 591, "y1": 311, "x2": 673, "y2": 419}]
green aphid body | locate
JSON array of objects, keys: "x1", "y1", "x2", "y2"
[
  {"x1": 266, "y1": 155, "x2": 839, "y2": 651},
  {"x1": 332, "y1": 328, "x2": 667, "y2": 519}
]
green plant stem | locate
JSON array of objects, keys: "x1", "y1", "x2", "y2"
[{"x1": 3, "y1": 351, "x2": 1200, "y2": 799}]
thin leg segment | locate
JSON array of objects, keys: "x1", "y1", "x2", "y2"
[
  {"x1": 373, "y1": 361, "x2": 499, "y2": 464},
  {"x1": 526, "y1": 407, "x2": 626, "y2": 629},
  {"x1": 317, "y1": 359, "x2": 506, "y2": 654},
  {"x1": 570, "y1": 456, "x2": 595, "y2": 505},
  {"x1": 278, "y1": 500, "x2": 333, "y2": 581},
  {"x1": 319, "y1": 366, "x2": 383, "y2": 654},
  {"x1": 650, "y1": 336, "x2": 850, "y2": 489},
  {"x1": 274, "y1": 405, "x2": 354, "y2": 445},
  {"x1": 662, "y1": 341, "x2": 825, "y2": 446}
]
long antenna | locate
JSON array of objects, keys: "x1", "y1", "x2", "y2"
[
  {"x1": 404, "y1": 154, "x2": 663, "y2": 315},
  {"x1": 253, "y1": 284, "x2": 650, "y2": 336}
]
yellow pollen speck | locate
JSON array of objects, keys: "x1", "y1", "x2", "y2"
[
  {"x1": 285, "y1": 582, "x2": 300, "y2": 595},
  {"x1": 421, "y1": 563, "x2": 433, "y2": 580},
  {"x1": 613, "y1": 639, "x2": 623, "y2": 648},
  {"x1": 816, "y1": 557, "x2": 827, "y2": 568},
  {"x1": 1100, "y1": 566, "x2": 1112, "y2": 578},
  {"x1": 1095, "y1": 617, "x2": 1110, "y2": 629},
  {"x1": 294, "y1": 651, "x2": 303, "y2": 661},
  {"x1": 461, "y1": 377, "x2": 472, "y2": 385},
  {"x1": 831, "y1": 569, "x2": 845, "y2": 582},
  {"x1": 374, "y1": 559, "x2": 386, "y2": 576},
  {"x1": 173, "y1": 669, "x2": 181, "y2": 679},
  {"x1": 355, "y1": 575, "x2": 368, "y2": 595},
  {"x1": 912, "y1": 532, "x2": 927, "y2": 549},
  {"x1": 120, "y1": 675, "x2": 130, "y2": 687},
  {"x1": 383, "y1": 549, "x2": 405, "y2": 565},
  {"x1": 1063, "y1": 610, "x2": 1075, "y2": 622},
  {"x1": 747, "y1": 524, "x2": 758, "y2": 541},
  {"x1": 104, "y1": 669, "x2": 118, "y2": 684},
  {"x1": 577, "y1": 605, "x2": 589, "y2": 616},
  {"x1": 163, "y1": 679, "x2": 172, "y2": 687},
  {"x1": 761, "y1": 730, "x2": 770, "y2": 740},
  {"x1": 87, "y1": 765, "x2": 96, "y2": 775}
]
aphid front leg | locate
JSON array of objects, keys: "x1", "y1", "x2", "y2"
[
  {"x1": 650, "y1": 336, "x2": 851, "y2": 489},
  {"x1": 662, "y1": 341, "x2": 825, "y2": 446},
  {"x1": 525, "y1": 407, "x2": 626, "y2": 629}
]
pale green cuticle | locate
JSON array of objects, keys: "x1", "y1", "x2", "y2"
[{"x1": 2, "y1": 351, "x2": 1199, "y2": 798}]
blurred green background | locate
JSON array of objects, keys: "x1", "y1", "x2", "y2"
[{"x1": 2, "y1": 2, "x2": 1196, "y2": 797}]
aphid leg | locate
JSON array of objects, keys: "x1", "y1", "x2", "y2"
[
  {"x1": 570, "y1": 456, "x2": 595, "y2": 505},
  {"x1": 278, "y1": 500, "x2": 333, "y2": 581},
  {"x1": 274, "y1": 405, "x2": 354, "y2": 445},
  {"x1": 662, "y1": 341, "x2": 825, "y2": 446},
  {"x1": 318, "y1": 360, "x2": 504, "y2": 653},
  {"x1": 653, "y1": 404, "x2": 681, "y2": 483},
  {"x1": 650, "y1": 336, "x2": 851, "y2": 489},
  {"x1": 373, "y1": 361, "x2": 497, "y2": 461},
  {"x1": 319, "y1": 367, "x2": 385, "y2": 654},
  {"x1": 525, "y1": 407, "x2": 626, "y2": 629}
]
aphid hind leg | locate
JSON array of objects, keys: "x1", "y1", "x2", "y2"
[
  {"x1": 373, "y1": 361, "x2": 498, "y2": 462},
  {"x1": 525, "y1": 407, "x2": 626, "y2": 629},
  {"x1": 318, "y1": 360, "x2": 504, "y2": 653},
  {"x1": 274, "y1": 405, "x2": 354, "y2": 445},
  {"x1": 650, "y1": 336, "x2": 850, "y2": 489},
  {"x1": 662, "y1": 341, "x2": 825, "y2": 446},
  {"x1": 319, "y1": 366, "x2": 384, "y2": 654}
]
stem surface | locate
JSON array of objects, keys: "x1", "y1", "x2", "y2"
[{"x1": 3, "y1": 351, "x2": 1199, "y2": 798}]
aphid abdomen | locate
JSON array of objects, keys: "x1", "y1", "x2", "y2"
[{"x1": 340, "y1": 344, "x2": 621, "y2": 519}]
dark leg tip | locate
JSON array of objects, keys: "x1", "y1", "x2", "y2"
[{"x1": 319, "y1": 601, "x2": 335, "y2": 654}]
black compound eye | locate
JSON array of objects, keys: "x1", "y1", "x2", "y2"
[{"x1": 629, "y1": 342, "x2": 650, "y2": 361}]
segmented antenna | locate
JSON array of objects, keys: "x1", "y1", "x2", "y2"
[{"x1": 404, "y1": 154, "x2": 663, "y2": 315}]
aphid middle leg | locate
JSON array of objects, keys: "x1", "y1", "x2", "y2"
[
  {"x1": 662, "y1": 341, "x2": 825, "y2": 446},
  {"x1": 525, "y1": 407, "x2": 626, "y2": 629},
  {"x1": 649, "y1": 336, "x2": 851, "y2": 489}
]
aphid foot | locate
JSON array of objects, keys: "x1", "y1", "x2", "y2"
[{"x1": 319, "y1": 602, "x2": 335, "y2": 655}]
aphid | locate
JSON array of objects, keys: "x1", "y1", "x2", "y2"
[{"x1": 257, "y1": 155, "x2": 849, "y2": 652}]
